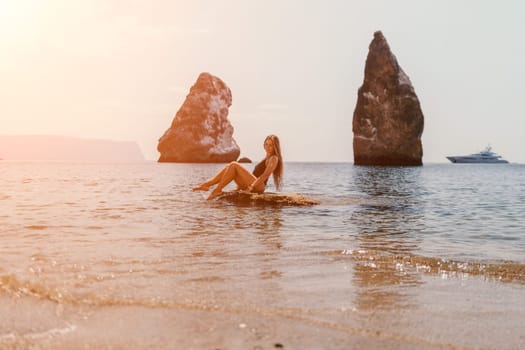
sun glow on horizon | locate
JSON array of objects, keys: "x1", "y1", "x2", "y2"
[
  {"x1": 0, "y1": 0, "x2": 35, "y2": 27},
  {"x1": 0, "y1": 0, "x2": 43, "y2": 50}
]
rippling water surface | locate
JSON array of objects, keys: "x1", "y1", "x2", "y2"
[{"x1": 1, "y1": 161, "x2": 524, "y2": 349}]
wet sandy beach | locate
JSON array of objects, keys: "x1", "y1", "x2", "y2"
[{"x1": 1, "y1": 248, "x2": 525, "y2": 350}]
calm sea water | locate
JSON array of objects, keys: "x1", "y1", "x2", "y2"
[
  {"x1": 1, "y1": 161, "x2": 524, "y2": 348},
  {"x1": 2, "y1": 161, "x2": 525, "y2": 276}
]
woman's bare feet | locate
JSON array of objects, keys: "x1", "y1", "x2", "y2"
[
  {"x1": 192, "y1": 184, "x2": 209, "y2": 191},
  {"x1": 207, "y1": 189, "x2": 223, "y2": 200}
]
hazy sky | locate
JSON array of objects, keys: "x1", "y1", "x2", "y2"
[{"x1": 2, "y1": 0, "x2": 524, "y2": 163}]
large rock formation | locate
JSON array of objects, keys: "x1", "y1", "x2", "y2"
[
  {"x1": 157, "y1": 73, "x2": 240, "y2": 162},
  {"x1": 353, "y1": 31, "x2": 424, "y2": 166}
]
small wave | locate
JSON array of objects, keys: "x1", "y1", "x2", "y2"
[
  {"x1": 0, "y1": 324, "x2": 77, "y2": 345},
  {"x1": 26, "y1": 324, "x2": 77, "y2": 340},
  {"x1": 0, "y1": 275, "x2": 71, "y2": 303},
  {"x1": 324, "y1": 249, "x2": 525, "y2": 284}
]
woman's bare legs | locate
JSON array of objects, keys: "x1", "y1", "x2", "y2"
[
  {"x1": 192, "y1": 163, "x2": 232, "y2": 191},
  {"x1": 207, "y1": 162, "x2": 256, "y2": 200}
]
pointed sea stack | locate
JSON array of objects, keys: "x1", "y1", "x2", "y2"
[
  {"x1": 352, "y1": 31, "x2": 424, "y2": 166},
  {"x1": 157, "y1": 72, "x2": 240, "y2": 162}
]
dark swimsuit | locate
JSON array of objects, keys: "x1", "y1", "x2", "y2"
[{"x1": 252, "y1": 159, "x2": 269, "y2": 185}]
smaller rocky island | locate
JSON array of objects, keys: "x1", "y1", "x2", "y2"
[
  {"x1": 237, "y1": 157, "x2": 252, "y2": 163},
  {"x1": 216, "y1": 191, "x2": 320, "y2": 207}
]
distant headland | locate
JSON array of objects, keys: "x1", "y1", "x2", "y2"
[{"x1": 0, "y1": 135, "x2": 145, "y2": 162}]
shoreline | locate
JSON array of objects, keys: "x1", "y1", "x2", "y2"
[{"x1": 1, "y1": 260, "x2": 524, "y2": 350}]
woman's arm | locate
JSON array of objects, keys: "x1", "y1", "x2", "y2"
[{"x1": 248, "y1": 155, "x2": 278, "y2": 191}]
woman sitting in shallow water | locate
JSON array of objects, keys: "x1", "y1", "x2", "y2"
[{"x1": 192, "y1": 134, "x2": 283, "y2": 200}]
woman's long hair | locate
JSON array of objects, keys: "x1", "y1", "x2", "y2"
[{"x1": 266, "y1": 134, "x2": 283, "y2": 191}]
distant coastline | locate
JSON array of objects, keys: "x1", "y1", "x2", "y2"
[{"x1": 0, "y1": 135, "x2": 145, "y2": 162}]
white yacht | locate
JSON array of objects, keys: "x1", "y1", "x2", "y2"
[{"x1": 446, "y1": 146, "x2": 509, "y2": 164}]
